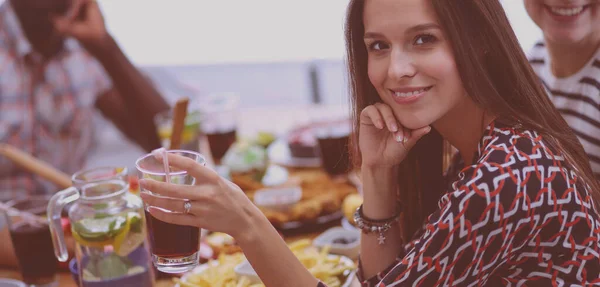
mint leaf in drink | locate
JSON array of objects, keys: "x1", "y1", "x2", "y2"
[
  {"x1": 97, "y1": 254, "x2": 130, "y2": 280},
  {"x1": 108, "y1": 219, "x2": 117, "y2": 233},
  {"x1": 128, "y1": 213, "x2": 142, "y2": 233},
  {"x1": 107, "y1": 216, "x2": 127, "y2": 238}
]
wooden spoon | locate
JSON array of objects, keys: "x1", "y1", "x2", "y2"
[
  {"x1": 169, "y1": 98, "x2": 189, "y2": 150},
  {"x1": 0, "y1": 144, "x2": 71, "y2": 189}
]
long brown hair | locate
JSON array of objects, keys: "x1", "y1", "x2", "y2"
[{"x1": 345, "y1": 0, "x2": 600, "y2": 237}]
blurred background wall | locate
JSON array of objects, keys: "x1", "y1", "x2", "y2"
[{"x1": 0, "y1": 0, "x2": 543, "y2": 169}]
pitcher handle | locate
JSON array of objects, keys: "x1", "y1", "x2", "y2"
[{"x1": 47, "y1": 187, "x2": 79, "y2": 262}]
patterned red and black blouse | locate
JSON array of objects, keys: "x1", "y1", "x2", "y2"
[{"x1": 319, "y1": 120, "x2": 600, "y2": 286}]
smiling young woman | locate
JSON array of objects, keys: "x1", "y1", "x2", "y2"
[{"x1": 139, "y1": 0, "x2": 600, "y2": 286}]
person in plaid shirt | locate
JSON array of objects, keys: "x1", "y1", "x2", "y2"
[{"x1": 0, "y1": 0, "x2": 169, "y2": 200}]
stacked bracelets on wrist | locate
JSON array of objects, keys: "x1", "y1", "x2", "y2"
[{"x1": 354, "y1": 204, "x2": 402, "y2": 245}]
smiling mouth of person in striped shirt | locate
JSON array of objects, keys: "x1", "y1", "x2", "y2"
[
  {"x1": 546, "y1": 2, "x2": 595, "y2": 17},
  {"x1": 525, "y1": 0, "x2": 600, "y2": 28}
]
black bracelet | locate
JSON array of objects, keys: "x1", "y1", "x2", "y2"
[
  {"x1": 358, "y1": 203, "x2": 403, "y2": 223},
  {"x1": 353, "y1": 204, "x2": 402, "y2": 245}
]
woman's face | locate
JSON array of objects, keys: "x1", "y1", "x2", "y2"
[
  {"x1": 524, "y1": 0, "x2": 600, "y2": 44},
  {"x1": 363, "y1": 0, "x2": 467, "y2": 130}
]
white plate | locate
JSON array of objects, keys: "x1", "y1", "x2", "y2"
[
  {"x1": 313, "y1": 227, "x2": 361, "y2": 259},
  {"x1": 0, "y1": 279, "x2": 27, "y2": 287},
  {"x1": 262, "y1": 164, "x2": 289, "y2": 186},
  {"x1": 267, "y1": 138, "x2": 321, "y2": 168},
  {"x1": 341, "y1": 217, "x2": 359, "y2": 232},
  {"x1": 176, "y1": 254, "x2": 356, "y2": 287},
  {"x1": 219, "y1": 164, "x2": 289, "y2": 187}
]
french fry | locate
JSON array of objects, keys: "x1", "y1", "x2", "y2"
[
  {"x1": 288, "y1": 239, "x2": 311, "y2": 251},
  {"x1": 177, "y1": 239, "x2": 355, "y2": 287}
]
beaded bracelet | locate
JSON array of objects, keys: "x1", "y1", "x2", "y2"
[{"x1": 353, "y1": 204, "x2": 402, "y2": 245}]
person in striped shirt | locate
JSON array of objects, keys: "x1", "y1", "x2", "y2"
[{"x1": 524, "y1": 0, "x2": 600, "y2": 179}]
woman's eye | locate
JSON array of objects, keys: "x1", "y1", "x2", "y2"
[
  {"x1": 414, "y1": 34, "x2": 437, "y2": 45},
  {"x1": 368, "y1": 41, "x2": 389, "y2": 51}
]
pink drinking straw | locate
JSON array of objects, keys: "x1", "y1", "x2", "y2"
[{"x1": 152, "y1": 148, "x2": 171, "y2": 184}]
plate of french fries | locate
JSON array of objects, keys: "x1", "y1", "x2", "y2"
[{"x1": 174, "y1": 239, "x2": 356, "y2": 287}]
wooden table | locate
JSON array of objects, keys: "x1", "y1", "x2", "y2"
[{"x1": 0, "y1": 104, "x2": 359, "y2": 286}]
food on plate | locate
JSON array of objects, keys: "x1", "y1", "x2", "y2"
[
  {"x1": 253, "y1": 187, "x2": 302, "y2": 212},
  {"x1": 175, "y1": 252, "x2": 246, "y2": 287},
  {"x1": 342, "y1": 194, "x2": 363, "y2": 226},
  {"x1": 292, "y1": 170, "x2": 356, "y2": 200},
  {"x1": 288, "y1": 239, "x2": 355, "y2": 286},
  {"x1": 205, "y1": 232, "x2": 242, "y2": 257},
  {"x1": 289, "y1": 197, "x2": 324, "y2": 222},
  {"x1": 230, "y1": 172, "x2": 266, "y2": 192},
  {"x1": 222, "y1": 142, "x2": 269, "y2": 185},
  {"x1": 261, "y1": 210, "x2": 288, "y2": 226},
  {"x1": 288, "y1": 124, "x2": 320, "y2": 158},
  {"x1": 286, "y1": 119, "x2": 352, "y2": 160},
  {"x1": 243, "y1": 170, "x2": 358, "y2": 226},
  {"x1": 175, "y1": 239, "x2": 355, "y2": 287}
]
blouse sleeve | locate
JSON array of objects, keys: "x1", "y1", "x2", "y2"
[{"x1": 355, "y1": 165, "x2": 531, "y2": 286}]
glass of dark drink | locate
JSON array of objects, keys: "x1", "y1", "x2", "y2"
[
  {"x1": 199, "y1": 93, "x2": 239, "y2": 164},
  {"x1": 315, "y1": 121, "x2": 352, "y2": 177},
  {"x1": 135, "y1": 150, "x2": 206, "y2": 274},
  {"x1": 3, "y1": 196, "x2": 58, "y2": 287}
]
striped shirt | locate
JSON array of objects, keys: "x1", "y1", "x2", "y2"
[
  {"x1": 0, "y1": 2, "x2": 111, "y2": 200},
  {"x1": 528, "y1": 41, "x2": 600, "y2": 179}
]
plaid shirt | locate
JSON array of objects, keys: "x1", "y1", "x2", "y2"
[{"x1": 0, "y1": 2, "x2": 111, "y2": 200}]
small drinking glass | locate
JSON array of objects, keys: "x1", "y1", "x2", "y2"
[
  {"x1": 315, "y1": 121, "x2": 352, "y2": 177},
  {"x1": 4, "y1": 196, "x2": 58, "y2": 287},
  {"x1": 199, "y1": 93, "x2": 239, "y2": 164},
  {"x1": 155, "y1": 110, "x2": 202, "y2": 152},
  {"x1": 136, "y1": 150, "x2": 206, "y2": 274}
]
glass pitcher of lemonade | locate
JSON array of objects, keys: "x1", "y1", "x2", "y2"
[{"x1": 47, "y1": 167, "x2": 154, "y2": 287}]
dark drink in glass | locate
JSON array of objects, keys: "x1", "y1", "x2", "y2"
[
  {"x1": 136, "y1": 150, "x2": 206, "y2": 273},
  {"x1": 9, "y1": 222, "x2": 58, "y2": 286},
  {"x1": 206, "y1": 129, "x2": 237, "y2": 163},
  {"x1": 5, "y1": 196, "x2": 58, "y2": 287},
  {"x1": 144, "y1": 210, "x2": 200, "y2": 258},
  {"x1": 198, "y1": 93, "x2": 239, "y2": 164},
  {"x1": 316, "y1": 122, "x2": 352, "y2": 176}
]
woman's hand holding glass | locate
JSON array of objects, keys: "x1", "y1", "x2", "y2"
[{"x1": 139, "y1": 153, "x2": 261, "y2": 242}]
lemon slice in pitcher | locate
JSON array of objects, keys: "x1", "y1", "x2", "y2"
[
  {"x1": 114, "y1": 213, "x2": 146, "y2": 256},
  {"x1": 72, "y1": 215, "x2": 128, "y2": 248}
]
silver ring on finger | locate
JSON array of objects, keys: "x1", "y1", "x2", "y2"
[{"x1": 183, "y1": 200, "x2": 192, "y2": 215}]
